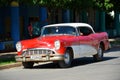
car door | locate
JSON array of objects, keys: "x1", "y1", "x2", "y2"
[{"x1": 77, "y1": 26, "x2": 97, "y2": 57}]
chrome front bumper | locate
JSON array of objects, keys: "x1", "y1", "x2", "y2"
[{"x1": 15, "y1": 54, "x2": 64, "y2": 62}]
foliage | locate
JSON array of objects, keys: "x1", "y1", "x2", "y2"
[
  {"x1": 0, "y1": 57, "x2": 16, "y2": 66},
  {"x1": 0, "y1": 0, "x2": 120, "y2": 12},
  {"x1": 36, "y1": 0, "x2": 94, "y2": 10},
  {"x1": 0, "y1": 0, "x2": 12, "y2": 7},
  {"x1": 93, "y1": 0, "x2": 113, "y2": 11}
]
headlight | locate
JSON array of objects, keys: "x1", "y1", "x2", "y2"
[
  {"x1": 16, "y1": 42, "x2": 22, "y2": 52},
  {"x1": 54, "y1": 40, "x2": 60, "y2": 50}
]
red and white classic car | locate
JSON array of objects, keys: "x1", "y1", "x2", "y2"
[{"x1": 15, "y1": 23, "x2": 110, "y2": 68}]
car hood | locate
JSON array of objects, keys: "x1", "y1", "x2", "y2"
[{"x1": 21, "y1": 35, "x2": 75, "y2": 50}]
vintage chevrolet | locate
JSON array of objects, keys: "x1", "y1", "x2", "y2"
[{"x1": 15, "y1": 23, "x2": 110, "y2": 68}]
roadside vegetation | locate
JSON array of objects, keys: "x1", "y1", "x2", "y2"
[{"x1": 0, "y1": 54, "x2": 16, "y2": 66}]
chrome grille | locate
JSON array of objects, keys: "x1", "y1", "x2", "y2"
[{"x1": 22, "y1": 49, "x2": 55, "y2": 56}]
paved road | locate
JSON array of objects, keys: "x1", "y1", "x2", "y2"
[{"x1": 0, "y1": 47, "x2": 120, "y2": 80}]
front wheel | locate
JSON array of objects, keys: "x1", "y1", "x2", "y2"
[
  {"x1": 59, "y1": 49, "x2": 73, "y2": 68},
  {"x1": 22, "y1": 62, "x2": 34, "y2": 68},
  {"x1": 93, "y1": 44, "x2": 104, "y2": 61}
]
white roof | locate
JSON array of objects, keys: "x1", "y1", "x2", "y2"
[{"x1": 44, "y1": 23, "x2": 93, "y2": 29}]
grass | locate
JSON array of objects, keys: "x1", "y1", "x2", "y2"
[{"x1": 0, "y1": 57, "x2": 16, "y2": 66}]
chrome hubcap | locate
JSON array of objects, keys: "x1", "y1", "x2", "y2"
[
  {"x1": 64, "y1": 52, "x2": 70, "y2": 64},
  {"x1": 98, "y1": 47, "x2": 102, "y2": 58}
]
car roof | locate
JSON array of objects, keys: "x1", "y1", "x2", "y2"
[{"x1": 44, "y1": 23, "x2": 93, "y2": 29}]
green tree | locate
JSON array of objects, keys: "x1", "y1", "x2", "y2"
[
  {"x1": 93, "y1": 0, "x2": 113, "y2": 11},
  {"x1": 33, "y1": 0, "x2": 94, "y2": 10},
  {"x1": 0, "y1": 0, "x2": 120, "y2": 12}
]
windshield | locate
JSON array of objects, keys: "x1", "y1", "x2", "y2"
[{"x1": 41, "y1": 26, "x2": 76, "y2": 36}]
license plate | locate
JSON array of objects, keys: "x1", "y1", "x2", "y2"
[{"x1": 30, "y1": 55, "x2": 41, "y2": 60}]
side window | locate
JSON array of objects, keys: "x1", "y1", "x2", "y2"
[
  {"x1": 77, "y1": 27, "x2": 82, "y2": 35},
  {"x1": 78, "y1": 26, "x2": 93, "y2": 36}
]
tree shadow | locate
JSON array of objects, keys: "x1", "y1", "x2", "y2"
[
  {"x1": 105, "y1": 47, "x2": 120, "y2": 53},
  {"x1": 33, "y1": 62, "x2": 59, "y2": 69},
  {"x1": 32, "y1": 56, "x2": 118, "y2": 69},
  {"x1": 71, "y1": 56, "x2": 118, "y2": 67}
]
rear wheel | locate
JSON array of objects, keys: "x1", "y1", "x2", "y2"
[
  {"x1": 59, "y1": 49, "x2": 73, "y2": 68},
  {"x1": 22, "y1": 62, "x2": 34, "y2": 68},
  {"x1": 93, "y1": 44, "x2": 104, "y2": 61}
]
